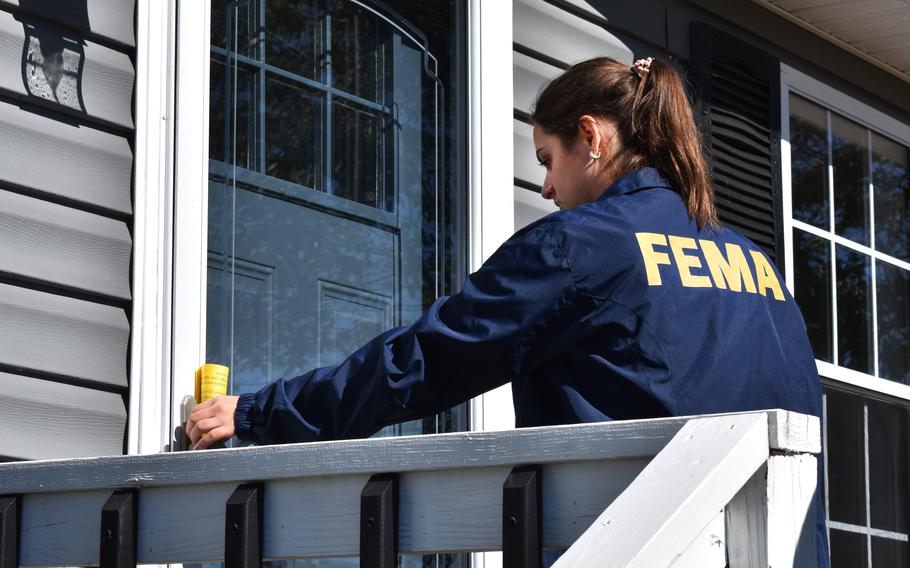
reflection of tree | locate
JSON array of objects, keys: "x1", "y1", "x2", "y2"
[
  {"x1": 836, "y1": 246, "x2": 872, "y2": 374},
  {"x1": 794, "y1": 230, "x2": 832, "y2": 361},
  {"x1": 877, "y1": 262, "x2": 909, "y2": 384},
  {"x1": 872, "y1": 140, "x2": 910, "y2": 262},
  {"x1": 831, "y1": 117, "x2": 869, "y2": 246},
  {"x1": 790, "y1": 115, "x2": 828, "y2": 228}
]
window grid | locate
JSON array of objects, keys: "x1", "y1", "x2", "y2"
[
  {"x1": 823, "y1": 391, "x2": 909, "y2": 568},
  {"x1": 212, "y1": 0, "x2": 395, "y2": 206}
]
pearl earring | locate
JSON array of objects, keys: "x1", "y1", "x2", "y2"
[{"x1": 589, "y1": 149, "x2": 601, "y2": 160}]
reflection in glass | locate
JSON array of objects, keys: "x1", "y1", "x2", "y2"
[
  {"x1": 877, "y1": 261, "x2": 910, "y2": 384},
  {"x1": 825, "y1": 389, "x2": 866, "y2": 526},
  {"x1": 265, "y1": 74, "x2": 323, "y2": 189},
  {"x1": 212, "y1": 0, "x2": 260, "y2": 57},
  {"x1": 332, "y1": 99, "x2": 389, "y2": 210},
  {"x1": 265, "y1": 1, "x2": 324, "y2": 80},
  {"x1": 868, "y1": 398, "x2": 908, "y2": 533},
  {"x1": 872, "y1": 132, "x2": 910, "y2": 261},
  {"x1": 793, "y1": 229, "x2": 832, "y2": 362},
  {"x1": 830, "y1": 529, "x2": 868, "y2": 568},
  {"x1": 872, "y1": 537, "x2": 908, "y2": 567},
  {"x1": 330, "y1": 0, "x2": 389, "y2": 102},
  {"x1": 210, "y1": 60, "x2": 226, "y2": 163},
  {"x1": 832, "y1": 114, "x2": 870, "y2": 245},
  {"x1": 836, "y1": 246, "x2": 873, "y2": 374},
  {"x1": 790, "y1": 94, "x2": 829, "y2": 229},
  {"x1": 230, "y1": 64, "x2": 260, "y2": 171}
]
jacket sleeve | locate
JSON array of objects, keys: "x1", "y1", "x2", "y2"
[{"x1": 233, "y1": 223, "x2": 591, "y2": 444}]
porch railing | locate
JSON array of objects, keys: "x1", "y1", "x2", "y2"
[{"x1": 0, "y1": 409, "x2": 820, "y2": 567}]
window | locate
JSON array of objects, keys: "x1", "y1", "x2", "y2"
[
  {"x1": 783, "y1": 65, "x2": 910, "y2": 567},
  {"x1": 785, "y1": 74, "x2": 910, "y2": 388},
  {"x1": 824, "y1": 388, "x2": 909, "y2": 566}
]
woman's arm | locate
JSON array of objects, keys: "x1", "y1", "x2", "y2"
[{"x1": 191, "y1": 223, "x2": 588, "y2": 447}]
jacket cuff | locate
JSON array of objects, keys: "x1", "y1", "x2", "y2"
[{"x1": 234, "y1": 393, "x2": 259, "y2": 441}]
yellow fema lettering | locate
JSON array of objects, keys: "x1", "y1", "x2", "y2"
[
  {"x1": 635, "y1": 232, "x2": 785, "y2": 302},
  {"x1": 699, "y1": 240, "x2": 757, "y2": 293},
  {"x1": 635, "y1": 232, "x2": 671, "y2": 285},
  {"x1": 668, "y1": 236, "x2": 712, "y2": 288},
  {"x1": 750, "y1": 249, "x2": 786, "y2": 301}
]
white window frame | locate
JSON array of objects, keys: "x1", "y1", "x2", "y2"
[
  {"x1": 131, "y1": 0, "x2": 516, "y2": 456},
  {"x1": 780, "y1": 62, "x2": 910, "y2": 401},
  {"x1": 467, "y1": 0, "x2": 515, "y2": 435},
  {"x1": 128, "y1": 0, "x2": 179, "y2": 455}
]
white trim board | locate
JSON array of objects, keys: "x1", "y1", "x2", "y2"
[
  {"x1": 169, "y1": 0, "x2": 211, "y2": 450},
  {"x1": 469, "y1": 0, "x2": 516, "y2": 440},
  {"x1": 129, "y1": 0, "x2": 177, "y2": 456},
  {"x1": 818, "y1": 360, "x2": 910, "y2": 402}
]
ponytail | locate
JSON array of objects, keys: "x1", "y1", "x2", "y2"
[{"x1": 532, "y1": 57, "x2": 719, "y2": 229}]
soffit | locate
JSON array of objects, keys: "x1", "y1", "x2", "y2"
[{"x1": 755, "y1": 0, "x2": 910, "y2": 84}]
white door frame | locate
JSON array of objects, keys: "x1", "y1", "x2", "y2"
[{"x1": 133, "y1": 0, "x2": 519, "y2": 452}]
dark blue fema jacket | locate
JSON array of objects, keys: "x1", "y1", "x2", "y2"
[{"x1": 234, "y1": 167, "x2": 827, "y2": 563}]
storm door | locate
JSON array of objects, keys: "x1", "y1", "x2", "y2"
[{"x1": 207, "y1": 0, "x2": 463, "y2": 440}]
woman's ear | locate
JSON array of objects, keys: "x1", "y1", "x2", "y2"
[{"x1": 577, "y1": 115, "x2": 600, "y2": 148}]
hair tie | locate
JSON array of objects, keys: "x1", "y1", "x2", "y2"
[{"x1": 631, "y1": 57, "x2": 653, "y2": 79}]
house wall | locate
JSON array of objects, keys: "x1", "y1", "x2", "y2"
[{"x1": 0, "y1": 0, "x2": 134, "y2": 460}]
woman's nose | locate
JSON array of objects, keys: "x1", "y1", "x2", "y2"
[{"x1": 541, "y1": 182, "x2": 555, "y2": 200}]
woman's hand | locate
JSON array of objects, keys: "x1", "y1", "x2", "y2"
[{"x1": 186, "y1": 395, "x2": 240, "y2": 450}]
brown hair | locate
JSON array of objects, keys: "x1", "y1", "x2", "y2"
[{"x1": 531, "y1": 57, "x2": 718, "y2": 229}]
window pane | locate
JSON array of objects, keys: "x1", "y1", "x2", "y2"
[
  {"x1": 212, "y1": 0, "x2": 260, "y2": 57},
  {"x1": 826, "y1": 389, "x2": 867, "y2": 526},
  {"x1": 830, "y1": 529, "x2": 868, "y2": 568},
  {"x1": 330, "y1": 0, "x2": 390, "y2": 102},
  {"x1": 832, "y1": 114, "x2": 870, "y2": 245},
  {"x1": 836, "y1": 246, "x2": 873, "y2": 374},
  {"x1": 877, "y1": 261, "x2": 910, "y2": 384},
  {"x1": 213, "y1": 63, "x2": 259, "y2": 171},
  {"x1": 332, "y1": 99, "x2": 390, "y2": 210},
  {"x1": 871, "y1": 133, "x2": 910, "y2": 261},
  {"x1": 210, "y1": 59, "x2": 226, "y2": 163},
  {"x1": 794, "y1": 229, "x2": 833, "y2": 362},
  {"x1": 265, "y1": 74, "x2": 323, "y2": 189},
  {"x1": 872, "y1": 537, "x2": 908, "y2": 567},
  {"x1": 790, "y1": 94, "x2": 829, "y2": 230},
  {"x1": 868, "y1": 398, "x2": 908, "y2": 533},
  {"x1": 265, "y1": 1, "x2": 324, "y2": 80}
]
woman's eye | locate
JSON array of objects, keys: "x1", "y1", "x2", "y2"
[{"x1": 538, "y1": 159, "x2": 550, "y2": 169}]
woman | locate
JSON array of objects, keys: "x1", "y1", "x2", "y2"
[{"x1": 188, "y1": 56, "x2": 827, "y2": 563}]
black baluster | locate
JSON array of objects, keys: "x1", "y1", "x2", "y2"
[
  {"x1": 360, "y1": 473, "x2": 399, "y2": 568},
  {"x1": 225, "y1": 483, "x2": 264, "y2": 568},
  {"x1": 100, "y1": 490, "x2": 137, "y2": 568},
  {"x1": 503, "y1": 465, "x2": 542, "y2": 568}
]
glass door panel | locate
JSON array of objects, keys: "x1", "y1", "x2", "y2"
[{"x1": 208, "y1": 0, "x2": 462, "y2": 440}]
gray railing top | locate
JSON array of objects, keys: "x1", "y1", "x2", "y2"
[
  {"x1": 0, "y1": 408, "x2": 819, "y2": 494},
  {"x1": 0, "y1": 409, "x2": 821, "y2": 566}
]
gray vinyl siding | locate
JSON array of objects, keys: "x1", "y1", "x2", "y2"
[
  {"x1": 0, "y1": 0, "x2": 134, "y2": 460},
  {"x1": 512, "y1": 0, "x2": 633, "y2": 231}
]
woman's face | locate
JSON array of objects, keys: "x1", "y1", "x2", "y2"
[{"x1": 532, "y1": 118, "x2": 614, "y2": 210}]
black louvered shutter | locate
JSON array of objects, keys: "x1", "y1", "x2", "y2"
[{"x1": 690, "y1": 22, "x2": 784, "y2": 269}]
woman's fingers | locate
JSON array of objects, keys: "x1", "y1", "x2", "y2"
[
  {"x1": 193, "y1": 425, "x2": 233, "y2": 451},
  {"x1": 189, "y1": 416, "x2": 221, "y2": 445},
  {"x1": 186, "y1": 395, "x2": 241, "y2": 450}
]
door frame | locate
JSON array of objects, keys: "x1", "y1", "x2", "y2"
[{"x1": 131, "y1": 0, "x2": 517, "y2": 456}]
